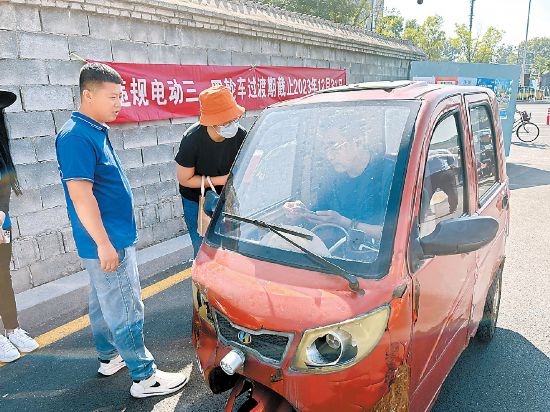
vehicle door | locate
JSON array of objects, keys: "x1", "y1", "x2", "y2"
[
  {"x1": 409, "y1": 99, "x2": 477, "y2": 407},
  {"x1": 464, "y1": 94, "x2": 509, "y2": 331}
]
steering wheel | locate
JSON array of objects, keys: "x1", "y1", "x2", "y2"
[{"x1": 311, "y1": 223, "x2": 349, "y2": 254}]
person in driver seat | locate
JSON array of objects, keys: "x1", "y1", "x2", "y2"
[{"x1": 285, "y1": 123, "x2": 395, "y2": 242}]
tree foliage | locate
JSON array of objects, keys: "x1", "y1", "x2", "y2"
[
  {"x1": 518, "y1": 37, "x2": 550, "y2": 76},
  {"x1": 258, "y1": 0, "x2": 373, "y2": 28},
  {"x1": 448, "y1": 24, "x2": 504, "y2": 63},
  {"x1": 256, "y1": 1, "x2": 550, "y2": 77},
  {"x1": 375, "y1": 10, "x2": 404, "y2": 38},
  {"x1": 402, "y1": 16, "x2": 447, "y2": 61}
]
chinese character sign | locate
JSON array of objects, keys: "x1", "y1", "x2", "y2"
[{"x1": 94, "y1": 62, "x2": 346, "y2": 123}]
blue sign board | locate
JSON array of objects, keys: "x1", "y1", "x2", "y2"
[{"x1": 411, "y1": 61, "x2": 521, "y2": 156}]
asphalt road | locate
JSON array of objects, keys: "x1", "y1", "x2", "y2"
[
  {"x1": 0, "y1": 270, "x2": 227, "y2": 412},
  {"x1": 1, "y1": 104, "x2": 549, "y2": 412}
]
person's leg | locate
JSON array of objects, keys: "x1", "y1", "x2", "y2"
[
  {"x1": 83, "y1": 247, "x2": 155, "y2": 381},
  {"x1": 88, "y1": 276, "x2": 118, "y2": 361},
  {"x1": 0, "y1": 239, "x2": 19, "y2": 331},
  {"x1": 440, "y1": 170, "x2": 459, "y2": 213},
  {"x1": 182, "y1": 197, "x2": 203, "y2": 258}
]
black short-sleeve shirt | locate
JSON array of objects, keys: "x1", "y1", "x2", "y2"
[{"x1": 175, "y1": 122, "x2": 246, "y2": 202}]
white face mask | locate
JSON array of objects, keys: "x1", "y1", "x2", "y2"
[{"x1": 217, "y1": 121, "x2": 240, "y2": 139}]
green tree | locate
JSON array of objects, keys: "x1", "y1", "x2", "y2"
[
  {"x1": 474, "y1": 27, "x2": 504, "y2": 63},
  {"x1": 375, "y1": 10, "x2": 404, "y2": 38},
  {"x1": 258, "y1": 0, "x2": 372, "y2": 28},
  {"x1": 494, "y1": 44, "x2": 518, "y2": 65},
  {"x1": 532, "y1": 55, "x2": 550, "y2": 77},
  {"x1": 449, "y1": 24, "x2": 505, "y2": 63},
  {"x1": 402, "y1": 16, "x2": 446, "y2": 61},
  {"x1": 518, "y1": 37, "x2": 550, "y2": 77}
]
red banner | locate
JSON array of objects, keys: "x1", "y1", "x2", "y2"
[{"x1": 94, "y1": 62, "x2": 346, "y2": 123}]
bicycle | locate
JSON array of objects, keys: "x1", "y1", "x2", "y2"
[{"x1": 513, "y1": 110, "x2": 540, "y2": 142}]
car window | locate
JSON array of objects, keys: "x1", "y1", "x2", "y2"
[
  {"x1": 470, "y1": 105, "x2": 499, "y2": 201},
  {"x1": 419, "y1": 113, "x2": 467, "y2": 238},
  {"x1": 208, "y1": 100, "x2": 421, "y2": 277}
]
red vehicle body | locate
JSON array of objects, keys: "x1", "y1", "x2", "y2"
[{"x1": 192, "y1": 82, "x2": 509, "y2": 411}]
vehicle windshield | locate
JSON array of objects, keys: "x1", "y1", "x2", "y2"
[{"x1": 207, "y1": 100, "x2": 420, "y2": 278}]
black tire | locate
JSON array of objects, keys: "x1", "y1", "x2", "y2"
[
  {"x1": 516, "y1": 122, "x2": 540, "y2": 142},
  {"x1": 476, "y1": 266, "x2": 502, "y2": 343}
]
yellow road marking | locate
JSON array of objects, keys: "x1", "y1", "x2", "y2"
[{"x1": 0, "y1": 268, "x2": 192, "y2": 368}]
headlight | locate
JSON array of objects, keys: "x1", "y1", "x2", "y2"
[
  {"x1": 292, "y1": 305, "x2": 390, "y2": 373},
  {"x1": 192, "y1": 282, "x2": 214, "y2": 326}
]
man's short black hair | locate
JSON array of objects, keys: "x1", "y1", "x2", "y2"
[{"x1": 79, "y1": 62, "x2": 123, "y2": 94}]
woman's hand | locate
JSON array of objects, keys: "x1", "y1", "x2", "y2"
[{"x1": 211, "y1": 174, "x2": 229, "y2": 186}]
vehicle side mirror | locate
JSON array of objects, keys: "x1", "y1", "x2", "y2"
[
  {"x1": 420, "y1": 216, "x2": 499, "y2": 256},
  {"x1": 203, "y1": 190, "x2": 220, "y2": 218}
]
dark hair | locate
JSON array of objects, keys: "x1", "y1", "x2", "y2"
[
  {"x1": 79, "y1": 63, "x2": 123, "y2": 94},
  {"x1": 0, "y1": 115, "x2": 21, "y2": 195}
]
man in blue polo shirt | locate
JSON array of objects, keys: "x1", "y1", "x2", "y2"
[{"x1": 56, "y1": 63, "x2": 189, "y2": 398}]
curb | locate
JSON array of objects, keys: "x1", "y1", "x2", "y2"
[{"x1": 2, "y1": 235, "x2": 194, "y2": 335}]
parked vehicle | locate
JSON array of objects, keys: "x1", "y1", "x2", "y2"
[{"x1": 192, "y1": 81, "x2": 509, "y2": 411}]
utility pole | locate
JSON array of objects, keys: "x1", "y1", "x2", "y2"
[
  {"x1": 469, "y1": 0, "x2": 475, "y2": 33},
  {"x1": 370, "y1": 0, "x2": 376, "y2": 30},
  {"x1": 521, "y1": 0, "x2": 533, "y2": 86},
  {"x1": 468, "y1": 0, "x2": 475, "y2": 62}
]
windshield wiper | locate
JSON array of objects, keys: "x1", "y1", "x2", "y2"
[{"x1": 223, "y1": 213, "x2": 365, "y2": 295}]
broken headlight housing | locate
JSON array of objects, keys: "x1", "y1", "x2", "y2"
[
  {"x1": 291, "y1": 305, "x2": 390, "y2": 373},
  {"x1": 192, "y1": 281, "x2": 214, "y2": 326}
]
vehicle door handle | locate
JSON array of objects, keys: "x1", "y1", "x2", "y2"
[{"x1": 501, "y1": 194, "x2": 509, "y2": 210}]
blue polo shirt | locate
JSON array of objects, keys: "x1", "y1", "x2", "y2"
[{"x1": 55, "y1": 112, "x2": 137, "y2": 259}]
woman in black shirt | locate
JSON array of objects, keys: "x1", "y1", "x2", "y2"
[
  {"x1": 0, "y1": 91, "x2": 39, "y2": 362},
  {"x1": 175, "y1": 86, "x2": 246, "y2": 257}
]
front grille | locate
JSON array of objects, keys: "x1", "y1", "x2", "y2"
[{"x1": 214, "y1": 311, "x2": 292, "y2": 365}]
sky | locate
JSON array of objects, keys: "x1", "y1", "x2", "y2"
[{"x1": 384, "y1": 0, "x2": 550, "y2": 46}]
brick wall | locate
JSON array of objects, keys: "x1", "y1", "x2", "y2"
[{"x1": 0, "y1": 0, "x2": 424, "y2": 293}]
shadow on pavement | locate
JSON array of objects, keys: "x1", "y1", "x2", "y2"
[
  {"x1": 511, "y1": 140, "x2": 549, "y2": 149},
  {"x1": 433, "y1": 328, "x2": 550, "y2": 411},
  {"x1": 506, "y1": 162, "x2": 550, "y2": 190}
]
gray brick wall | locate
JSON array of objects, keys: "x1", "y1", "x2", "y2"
[{"x1": 1, "y1": 0, "x2": 422, "y2": 294}]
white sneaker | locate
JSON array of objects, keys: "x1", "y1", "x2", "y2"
[
  {"x1": 7, "y1": 328, "x2": 39, "y2": 353},
  {"x1": 98, "y1": 354, "x2": 127, "y2": 376},
  {"x1": 130, "y1": 369, "x2": 190, "y2": 398},
  {"x1": 0, "y1": 334, "x2": 21, "y2": 363}
]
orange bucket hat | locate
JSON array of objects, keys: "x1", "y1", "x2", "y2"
[{"x1": 199, "y1": 85, "x2": 245, "y2": 126}]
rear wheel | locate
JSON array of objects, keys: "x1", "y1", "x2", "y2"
[
  {"x1": 476, "y1": 266, "x2": 502, "y2": 343},
  {"x1": 516, "y1": 122, "x2": 540, "y2": 142}
]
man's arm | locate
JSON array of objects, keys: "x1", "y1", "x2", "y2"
[{"x1": 66, "y1": 180, "x2": 119, "y2": 272}]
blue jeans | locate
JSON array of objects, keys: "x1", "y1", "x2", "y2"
[
  {"x1": 182, "y1": 197, "x2": 202, "y2": 258},
  {"x1": 82, "y1": 246, "x2": 156, "y2": 381}
]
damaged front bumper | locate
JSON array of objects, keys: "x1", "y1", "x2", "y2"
[{"x1": 192, "y1": 309, "x2": 411, "y2": 411}]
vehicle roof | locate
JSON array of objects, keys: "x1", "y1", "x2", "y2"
[{"x1": 274, "y1": 81, "x2": 494, "y2": 107}]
